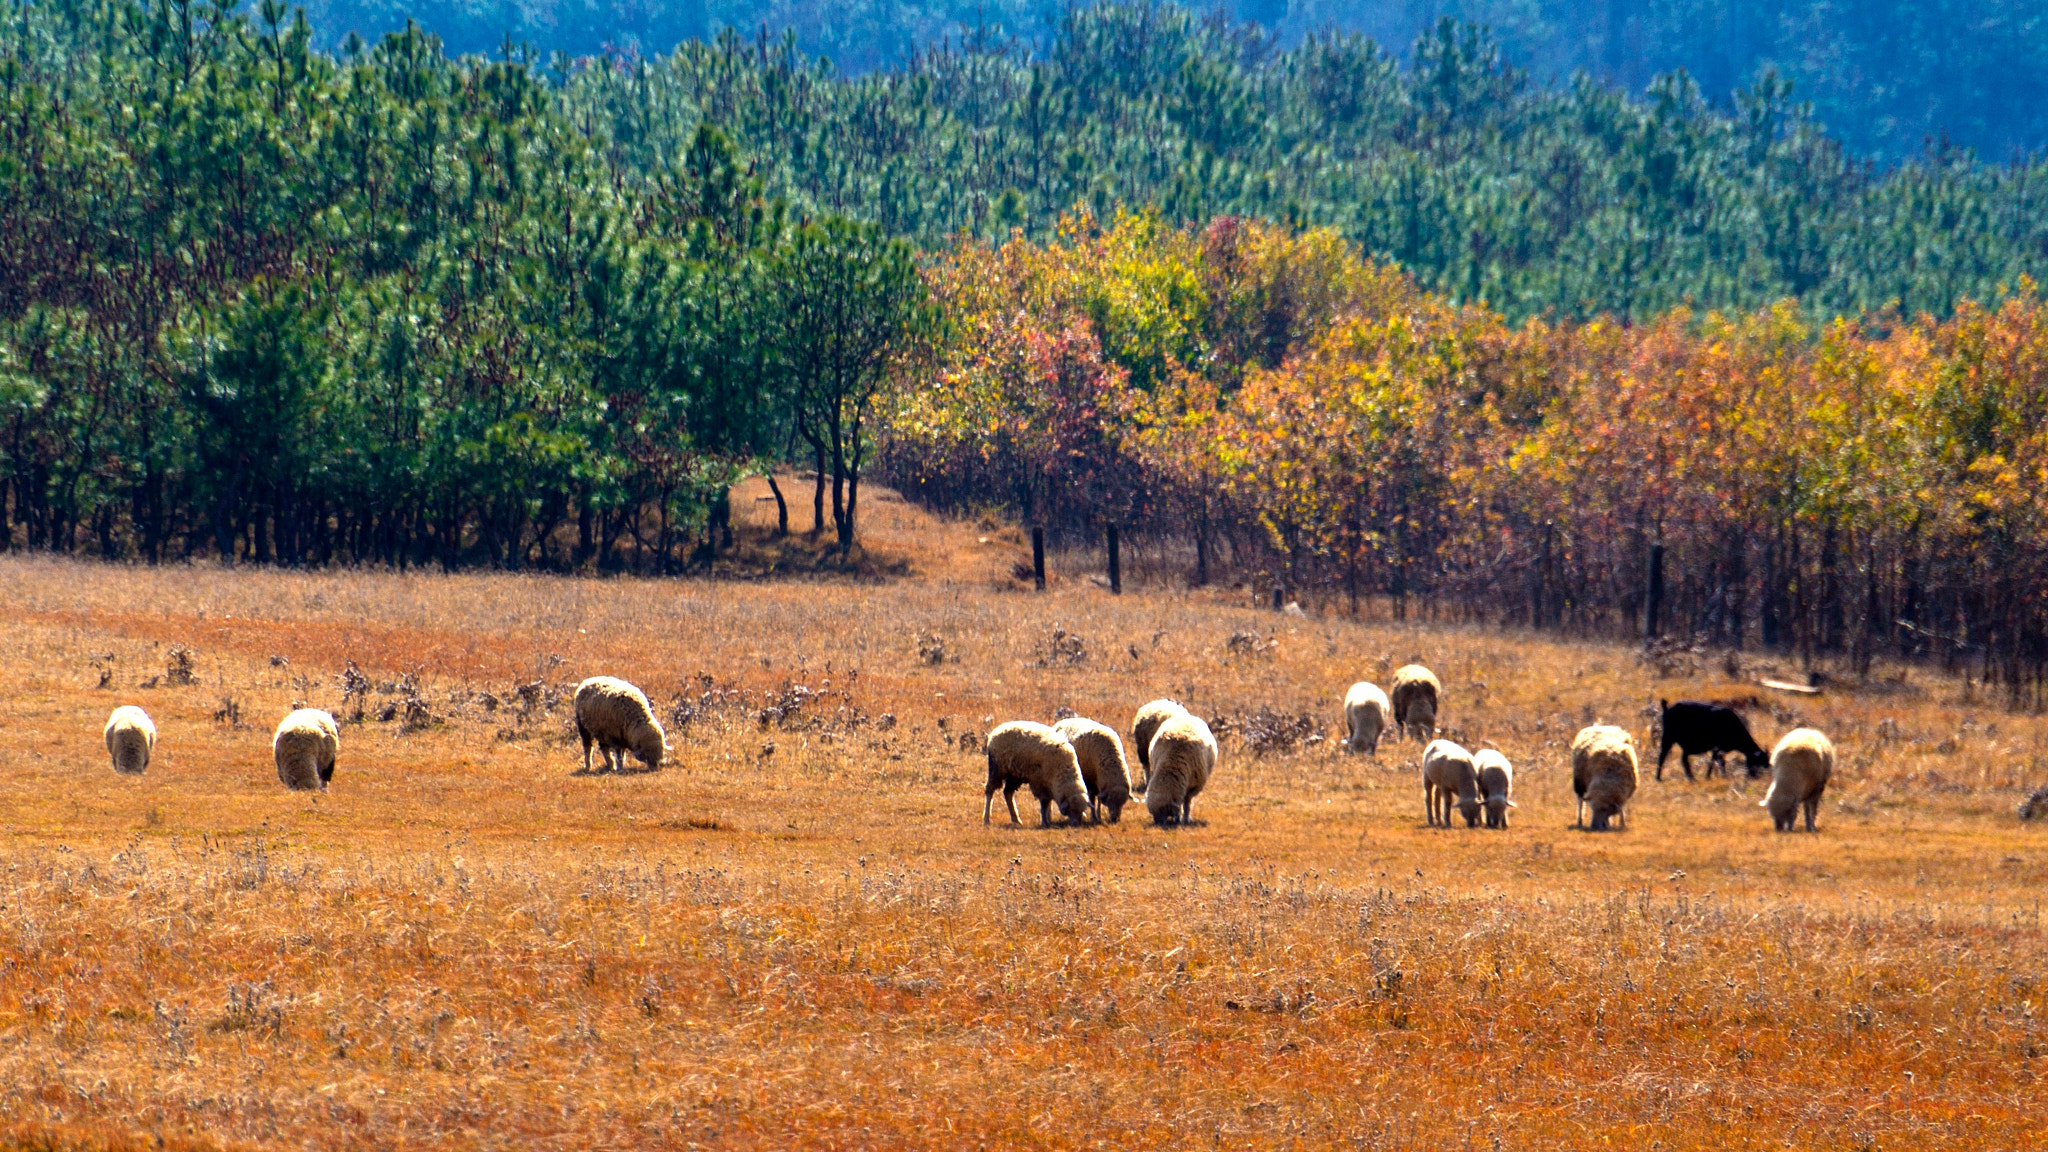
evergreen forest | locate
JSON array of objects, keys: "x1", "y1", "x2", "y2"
[{"x1": 7, "y1": 0, "x2": 2048, "y2": 696}]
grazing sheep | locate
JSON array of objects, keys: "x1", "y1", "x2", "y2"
[
  {"x1": 1763, "y1": 728, "x2": 1835, "y2": 832},
  {"x1": 104, "y1": 705, "x2": 156, "y2": 776},
  {"x1": 1130, "y1": 698, "x2": 1187, "y2": 788},
  {"x1": 1474, "y1": 748, "x2": 1516, "y2": 829},
  {"x1": 574, "y1": 676, "x2": 671, "y2": 774},
  {"x1": 984, "y1": 721, "x2": 1090, "y2": 827},
  {"x1": 1146, "y1": 713, "x2": 1218, "y2": 828},
  {"x1": 1343, "y1": 681, "x2": 1391, "y2": 754},
  {"x1": 1389, "y1": 665, "x2": 1441, "y2": 743},
  {"x1": 1053, "y1": 716, "x2": 1134, "y2": 824},
  {"x1": 1571, "y1": 725, "x2": 1639, "y2": 831},
  {"x1": 1657, "y1": 699, "x2": 1769, "y2": 780},
  {"x1": 273, "y1": 709, "x2": 339, "y2": 792},
  {"x1": 1422, "y1": 739, "x2": 1483, "y2": 828}
]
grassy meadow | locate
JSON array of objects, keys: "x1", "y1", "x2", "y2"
[{"x1": 0, "y1": 485, "x2": 2042, "y2": 1150}]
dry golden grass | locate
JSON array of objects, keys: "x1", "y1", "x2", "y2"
[{"x1": 0, "y1": 492, "x2": 2043, "y2": 1150}]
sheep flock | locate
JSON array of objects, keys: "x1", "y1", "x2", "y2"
[{"x1": 81, "y1": 657, "x2": 1851, "y2": 836}]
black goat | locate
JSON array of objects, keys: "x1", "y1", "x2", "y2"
[{"x1": 1656, "y1": 699, "x2": 1768, "y2": 781}]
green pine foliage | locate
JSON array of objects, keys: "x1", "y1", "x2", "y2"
[{"x1": 4, "y1": 0, "x2": 2047, "y2": 570}]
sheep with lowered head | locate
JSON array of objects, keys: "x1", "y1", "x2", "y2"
[
  {"x1": 274, "y1": 708, "x2": 339, "y2": 791},
  {"x1": 1343, "y1": 681, "x2": 1391, "y2": 754},
  {"x1": 984, "y1": 721, "x2": 1090, "y2": 827},
  {"x1": 1763, "y1": 728, "x2": 1835, "y2": 832},
  {"x1": 1474, "y1": 748, "x2": 1516, "y2": 829},
  {"x1": 104, "y1": 705, "x2": 156, "y2": 776},
  {"x1": 1129, "y1": 698, "x2": 1187, "y2": 788},
  {"x1": 574, "y1": 676, "x2": 671, "y2": 773},
  {"x1": 1389, "y1": 665, "x2": 1441, "y2": 743},
  {"x1": 1422, "y1": 739, "x2": 1483, "y2": 828},
  {"x1": 1571, "y1": 724, "x2": 1638, "y2": 831},
  {"x1": 1146, "y1": 712, "x2": 1218, "y2": 828},
  {"x1": 1053, "y1": 716, "x2": 1134, "y2": 824}
]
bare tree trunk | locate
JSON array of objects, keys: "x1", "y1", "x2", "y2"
[{"x1": 766, "y1": 474, "x2": 789, "y2": 537}]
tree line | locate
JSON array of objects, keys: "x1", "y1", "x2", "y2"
[
  {"x1": 297, "y1": 0, "x2": 2048, "y2": 163},
  {"x1": 2, "y1": 0, "x2": 928, "y2": 571},
  {"x1": 890, "y1": 211, "x2": 2048, "y2": 704},
  {"x1": 6, "y1": 0, "x2": 2048, "y2": 699}
]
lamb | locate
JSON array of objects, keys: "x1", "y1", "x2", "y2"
[
  {"x1": 1474, "y1": 748, "x2": 1516, "y2": 829},
  {"x1": 1422, "y1": 739, "x2": 1483, "y2": 828},
  {"x1": 273, "y1": 708, "x2": 339, "y2": 791},
  {"x1": 1343, "y1": 681, "x2": 1391, "y2": 754},
  {"x1": 1389, "y1": 665, "x2": 1441, "y2": 743},
  {"x1": 573, "y1": 676, "x2": 671, "y2": 774},
  {"x1": 984, "y1": 721, "x2": 1090, "y2": 827},
  {"x1": 1571, "y1": 724, "x2": 1639, "y2": 831},
  {"x1": 1762, "y1": 728, "x2": 1834, "y2": 832},
  {"x1": 1053, "y1": 716, "x2": 1135, "y2": 824},
  {"x1": 1129, "y1": 698, "x2": 1187, "y2": 788},
  {"x1": 103, "y1": 705, "x2": 157, "y2": 776},
  {"x1": 1145, "y1": 713, "x2": 1218, "y2": 828},
  {"x1": 1657, "y1": 699, "x2": 1769, "y2": 780}
]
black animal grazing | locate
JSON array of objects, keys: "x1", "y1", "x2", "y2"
[{"x1": 1657, "y1": 700, "x2": 1768, "y2": 781}]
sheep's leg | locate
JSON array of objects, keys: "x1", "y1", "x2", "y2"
[
  {"x1": 1681, "y1": 751, "x2": 1694, "y2": 782},
  {"x1": 1804, "y1": 798, "x2": 1819, "y2": 832},
  {"x1": 1181, "y1": 797, "x2": 1192, "y2": 824},
  {"x1": 580, "y1": 731, "x2": 594, "y2": 774},
  {"x1": 983, "y1": 786, "x2": 998, "y2": 825},
  {"x1": 1039, "y1": 795, "x2": 1054, "y2": 828},
  {"x1": 1424, "y1": 783, "x2": 1435, "y2": 826},
  {"x1": 1655, "y1": 742, "x2": 1670, "y2": 782},
  {"x1": 1003, "y1": 781, "x2": 1024, "y2": 826}
]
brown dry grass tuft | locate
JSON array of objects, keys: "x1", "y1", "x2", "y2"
[{"x1": 0, "y1": 493, "x2": 2042, "y2": 1149}]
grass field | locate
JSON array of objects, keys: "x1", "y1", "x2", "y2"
[{"x1": 1, "y1": 487, "x2": 2043, "y2": 1150}]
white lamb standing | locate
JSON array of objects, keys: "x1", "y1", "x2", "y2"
[
  {"x1": 273, "y1": 708, "x2": 339, "y2": 791},
  {"x1": 1474, "y1": 748, "x2": 1516, "y2": 829},
  {"x1": 1571, "y1": 724, "x2": 1639, "y2": 831},
  {"x1": 1145, "y1": 713, "x2": 1218, "y2": 828},
  {"x1": 984, "y1": 721, "x2": 1090, "y2": 827},
  {"x1": 1422, "y1": 738, "x2": 1482, "y2": 828},
  {"x1": 104, "y1": 705, "x2": 157, "y2": 776},
  {"x1": 1343, "y1": 681, "x2": 1391, "y2": 754},
  {"x1": 573, "y1": 676, "x2": 671, "y2": 773},
  {"x1": 1053, "y1": 716, "x2": 1135, "y2": 824},
  {"x1": 1763, "y1": 728, "x2": 1835, "y2": 832},
  {"x1": 1129, "y1": 698, "x2": 1187, "y2": 790}
]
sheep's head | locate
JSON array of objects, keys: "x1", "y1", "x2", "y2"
[
  {"x1": 629, "y1": 722, "x2": 667, "y2": 770},
  {"x1": 1057, "y1": 795, "x2": 1090, "y2": 825},
  {"x1": 1743, "y1": 748, "x2": 1769, "y2": 778},
  {"x1": 1458, "y1": 796, "x2": 1483, "y2": 828},
  {"x1": 1484, "y1": 796, "x2": 1514, "y2": 828},
  {"x1": 1102, "y1": 795, "x2": 1126, "y2": 824}
]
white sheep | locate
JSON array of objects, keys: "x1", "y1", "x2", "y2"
[
  {"x1": 1763, "y1": 728, "x2": 1835, "y2": 832},
  {"x1": 1571, "y1": 725, "x2": 1638, "y2": 831},
  {"x1": 984, "y1": 721, "x2": 1090, "y2": 827},
  {"x1": 1053, "y1": 716, "x2": 1134, "y2": 824},
  {"x1": 1422, "y1": 738, "x2": 1482, "y2": 828},
  {"x1": 274, "y1": 708, "x2": 339, "y2": 791},
  {"x1": 1129, "y1": 698, "x2": 1187, "y2": 789},
  {"x1": 1343, "y1": 681, "x2": 1391, "y2": 754},
  {"x1": 1474, "y1": 748, "x2": 1516, "y2": 829},
  {"x1": 1145, "y1": 713, "x2": 1218, "y2": 828},
  {"x1": 104, "y1": 705, "x2": 157, "y2": 776},
  {"x1": 1389, "y1": 665, "x2": 1441, "y2": 743},
  {"x1": 573, "y1": 676, "x2": 671, "y2": 773}
]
